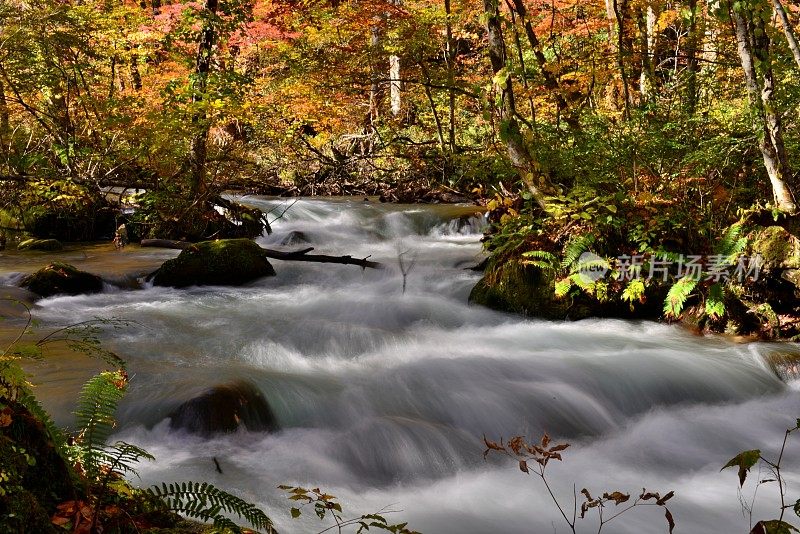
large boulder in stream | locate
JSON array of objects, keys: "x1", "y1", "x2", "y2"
[
  {"x1": 168, "y1": 381, "x2": 278, "y2": 436},
  {"x1": 151, "y1": 238, "x2": 276, "y2": 288},
  {"x1": 20, "y1": 262, "x2": 103, "y2": 298}
]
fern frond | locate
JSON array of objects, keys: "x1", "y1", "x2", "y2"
[
  {"x1": 664, "y1": 277, "x2": 698, "y2": 318},
  {"x1": 147, "y1": 481, "x2": 277, "y2": 534},
  {"x1": 99, "y1": 441, "x2": 155, "y2": 479},
  {"x1": 74, "y1": 370, "x2": 127, "y2": 478},
  {"x1": 715, "y1": 223, "x2": 747, "y2": 259},
  {"x1": 554, "y1": 278, "x2": 573, "y2": 298},
  {"x1": 520, "y1": 250, "x2": 559, "y2": 272},
  {"x1": 621, "y1": 279, "x2": 646, "y2": 304},
  {"x1": 562, "y1": 234, "x2": 595, "y2": 269},
  {"x1": 705, "y1": 282, "x2": 726, "y2": 319}
]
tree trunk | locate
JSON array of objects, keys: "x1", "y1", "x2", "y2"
[
  {"x1": 612, "y1": 0, "x2": 631, "y2": 118},
  {"x1": 637, "y1": 3, "x2": 656, "y2": 101},
  {"x1": 506, "y1": 4, "x2": 536, "y2": 127},
  {"x1": 731, "y1": 2, "x2": 796, "y2": 212},
  {"x1": 129, "y1": 50, "x2": 142, "y2": 91},
  {"x1": 684, "y1": 0, "x2": 700, "y2": 113},
  {"x1": 389, "y1": 55, "x2": 401, "y2": 116},
  {"x1": 444, "y1": 0, "x2": 457, "y2": 151},
  {"x1": 188, "y1": 0, "x2": 219, "y2": 198},
  {"x1": 772, "y1": 0, "x2": 800, "y2": 69},
  {"x1": 483, "y1": 0, "x2": 549, "y2": 209},
  {"x1": 509, "y1": 0, "x2": 577, "y2": 128},
  {"x1": 0, "y1": 77, "x2": 9, "y2": 140}
]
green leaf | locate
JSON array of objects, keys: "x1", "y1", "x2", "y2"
[
  {"x1": 705, "y1": 283, "x2": 725, "y2": 319},
  {"x1": 291, "y1": 507, "x2": 301, "y2": 519},
  {"x1": 722, "y1": 449, "x2": 761, "y2": 487}
]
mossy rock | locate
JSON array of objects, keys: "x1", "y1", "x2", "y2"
[
  {"x1": 469, "y1": 259, "x2": 668, "y2": 320},
  {"x1": 750, "y1": 226, "x2": 800, "y2": 269},
  {"x1": 17, "y1": 238, "x2": 63, "y2": 251},
  {"x1": 0, "y1": 400, "x2": 79, "y2": 533},
  {"x1": 20, "y1": 262, "x2": 103, "y2": 297},
  {"x1": 152, "y1": 239, "x2": 276, "y2": 288},
  {"x1": 469, "y1": 261, "x2": 573, "y2": 319}
]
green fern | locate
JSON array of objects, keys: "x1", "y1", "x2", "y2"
[
  {"x1": 74, "y1": 370, "x2": 127, "y2": 478},
  {"x1": 621, "y1": 279, "x2": 646, "y2": 305},
  {"x1": 715, "y1": 223, "x2": 747, "y2": 260},
  {"x1": 705, "y1": 283, "x2": 726, "y2": 319},
  {"x1": 561, "y1": 233, "x2": 596, "y2": 269},
  {"x1": 147, "y1": 481, "x2": 277, "y2": 534},
  {"x1": 520, "y1": 250, "x2": 559, "y2": 271},
  {"x1": 664, "y1": 277, "x2": 698, "y2": 318}
]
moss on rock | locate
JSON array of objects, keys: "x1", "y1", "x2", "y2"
[
  {"x1": 20, "y1": 262, "x2": 103, "y2": 297},
  {"x1": 152, "y1": 239, "x2": 276, "y2": 288},
  {"x1": 0, "y1": 400, "x2": 78, "y2": 533},
  {"x1": 17, "y1": 238, "x2": 63, "y2": 251},
  {"x1": 469, "y1": 260, "x2": 573, "y2": 319},
  {"x1": 750, "y1": 226, "x2": 800, "y2": 269}
]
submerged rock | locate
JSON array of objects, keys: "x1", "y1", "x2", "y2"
[
  {"x1": 280, "y1": 230, "x2": 310, "y2": 246},
  {"x1": 151, "y1": 238, "x2": 276, "y2": 287},
  {"x1": 766, "y1": 351, "x2": 800, "y2": 381},
  {"x1": 20, "y1": 262, "x2": 103, "y2": 297},
  {"x1": 17, "y1": 238, "x2": 63, "y2": 251},
  {"x1": 168, "y1": 381, "x2": 278, "y2": 435}
]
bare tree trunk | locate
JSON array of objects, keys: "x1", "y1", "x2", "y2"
[
  {"x1": 772, "y1": 0, "x2": 800, "y2": 69},
  {"x1": 368, "y1": 26, "x2": 381, "y2": 126},
  {"x1": 731, "y1": 2, "x2": 796, "y2": 212},
  {"x1": 389, "y1": 55, "x2": 401, "y2": 116},
  {"x1": 612, "y1": 0, "x2": 632, "y2": 118},
  {"x1": 188, "y1": 0, "x2": 218, "y2": 197},
  {"x1": 508, "y1": 0, "x2": 578, "y2": 128},
  {"x1": 483, "y1": 0, "x2": 549, "y2": 209},
  {"x1": 637, "y1": 3, "x2": 656, "y2": 101}
]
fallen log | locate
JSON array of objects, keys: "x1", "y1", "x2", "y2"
[
  {"x1": 262, "y1": 247, "x2": 383, "y2": 269},
  {"x1": 140, "y1": 238, "x2": 192, "y2": 249},
  {"x1": 142, "y1": 239, "x2": 383, "y2": 269}
]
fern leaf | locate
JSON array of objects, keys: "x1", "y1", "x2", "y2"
[
  {"x1": 715, "y1": 223, "x2": 747, "y2": 259},
  {"x1": 664, "y1": 277, "x2": 698, "y2": 318},
  {"x1": 562, "y1": 234, "x2": 595, "y2": 269},
  {"x1": 705, "y1": 283, "x2": 726, "y2": 319},
  {"x1": 147, "y1": 481, "x2": 277, "y2": 534},
  {"x1": 74, "y1": 370, "x2": 127, "y2": 478}
]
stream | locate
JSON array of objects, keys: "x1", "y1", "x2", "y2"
[{"x1": 1, "y1": 197, "x2": 799, "y2": 533}]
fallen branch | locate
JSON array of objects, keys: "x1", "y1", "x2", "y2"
[
  {"x1": 262, "y1": 247, "x2": 383, "y2": 269},
  {"x1": 140, "y1": 239, "x2": 383, "y2": 269},
  {"x1": 140, "y1": 239, "x2": 191, "y2": 249}
]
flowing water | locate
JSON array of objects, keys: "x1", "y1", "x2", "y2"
[{"x1": 1, "y1": 197, "x2": 799, "y2": 533}]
